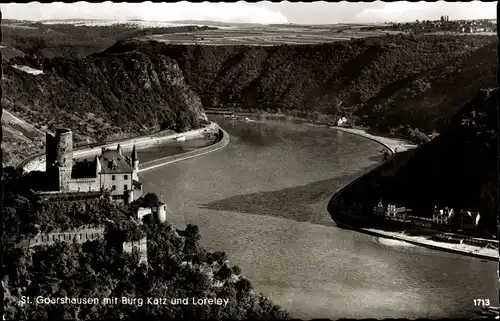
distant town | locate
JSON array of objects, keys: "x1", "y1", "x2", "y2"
[{"x1": 363, "y1": 17, "x2": 496, "y2": 34}]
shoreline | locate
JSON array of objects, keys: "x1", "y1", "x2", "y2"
[
  {"x1": 327, "y1": 127, "x2": 498, "y2": 261},
  {"x1": 18, "y1": 123, "x2": 219, "y2": 173},
  {"x1": 139, "y1": 127, "x2": 230, "y2": 173},
  {"x1": 18, "y1": 109, "x2": 497, "y2": 260},
  {"x1": 331, "y1": 126, "x2": 417, "y2": 154}
]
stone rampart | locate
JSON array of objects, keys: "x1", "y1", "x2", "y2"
[
  {"x1": 25, "y1": 225, "x2": 105, "y2": 248},
  {"x1": 123, "y1": 237, "x2": 148, "y2": 264},
  {"x1": 66, "y1": 177, "x2": 100, "y2": 192}
]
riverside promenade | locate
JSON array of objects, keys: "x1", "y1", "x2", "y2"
[
  {"x1": 328, "y1": 127, "x2": 499, "y2": 261},
  {"x1": 139, "y1": 127, "x2": 230, "y2": 173},
  {"x1": 19, "y1": 123, "x2": 219, "y2": 173}
]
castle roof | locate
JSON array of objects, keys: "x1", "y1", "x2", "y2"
[
  {"x1": 131, "y1": 144, "x2": 138, "y2": 162},
  {"x1": 71, "y1": 159, "x2": 97, "y2": 178},
  {"x1": 99, "y1": 149, "x2": 134, "y2": 174}
]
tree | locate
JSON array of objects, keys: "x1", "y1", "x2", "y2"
[
  {"x1": 184, "y1": 224, "x2": 201, "y2": 243},
  {"x1": 210, "y1": 251, "x2": 227, "y2": 265},
  {"x1": 232, "y1": 265, "x2": 241, "y2": 276},
  {"x1": 142, "y1": 193, "x2": 160, "y2": 206},
  {"x1": 235, "y1": 278, "x2": 252, "y2": 293},
  {"x1": 215, "y1": 264, "x2": 232, "y2": 281}
]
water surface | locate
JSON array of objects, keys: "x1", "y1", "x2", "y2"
[{"x1": 140, "y1": 116, "x2": 498, "y2": 319}]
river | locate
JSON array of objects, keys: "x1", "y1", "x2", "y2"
[{"x1": 139, "y1": 116, "x2": 498, "y2": 319}]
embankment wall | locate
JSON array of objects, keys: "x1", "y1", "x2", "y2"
[{"x1": 139, "y1": 128, "x2": 230, "y2": 173}]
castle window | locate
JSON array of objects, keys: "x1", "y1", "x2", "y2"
[
  {"x1": 112, "y1": 175, "x2": 116, "y2": 180},
  {"x1": 112, "y1": 185, "x2": 116, "y2": 191},
  {"x1": 124, "y1": 184, "x2": 128, "y2": 191},
  {"x1": 124, "y1": 175, "x2": 128, "y2": 180}
]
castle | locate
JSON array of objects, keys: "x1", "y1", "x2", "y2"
[{"x1": 42, "y1": 128, "x2": 143, "y2": 204}]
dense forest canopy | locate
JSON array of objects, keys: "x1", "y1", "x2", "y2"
[{"x1": 2, "y1": 172, "x2": 289, "y2": 320}]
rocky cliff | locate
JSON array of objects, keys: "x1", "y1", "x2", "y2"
[
  {"x1": 329, "y1": 87, "x2": 497, "y2": 238},
  {"x1": 103, "y1": 34, "x2": 496, "y2": 134},
  {"x1": 3, "y1": 32, "x2": 496, "y2": 167},
  {"x1": 390, "y1": 88, "x2": 497, "y2": 236},
  {"x1": 2, "y1": 51, "x2": 208, "y2": 165}
]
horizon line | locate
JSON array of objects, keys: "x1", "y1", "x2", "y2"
[{"x1": 2, "y1": 17, "x2": 496, "y2": 26}]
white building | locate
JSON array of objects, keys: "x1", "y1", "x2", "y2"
[{"x1": 337, "y1": 117, "x2": 348, "y2": 127}]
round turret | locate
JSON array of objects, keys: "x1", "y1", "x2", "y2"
[
  {"x1": 54, "y1": 128, "x2": 73, "y2": 168},
  {"x1": 156, "y1": 203, "x2": 167, "y2": 223}
]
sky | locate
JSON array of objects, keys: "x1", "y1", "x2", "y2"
[{"x1": 1, "y1": 1, "x2": 496, "y2": 25}]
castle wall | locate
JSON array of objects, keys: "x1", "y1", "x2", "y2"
[
  {"x1": 123, "y1": 237, "x2": 148, "y2": 264},
  {"x1": 27, "y1": 226, "x2": 105, "y2": 248},
  {"x1": 137, "y1": 207, "x2": 153, "y2": 220},
  {"x1": 65, "y1": 177, "x2": 101, "y2": 193},
  {"x1": 58, "y1": 168, "x2": 73, "y2": 192}
]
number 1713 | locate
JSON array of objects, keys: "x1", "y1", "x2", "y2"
[{"x1": 473, "y1": 299, "x2": 490, "y2": 307}]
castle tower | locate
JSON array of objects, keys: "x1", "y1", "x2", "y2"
[
  {"x1": 156, "y1": 203, "x2": 167, "y2": 223},
  {"x1": 131, "y1": 144, "x2": 139, "y2": 180},
  {"x1": 46, "y1": 128, "x2": 73, "y2": 191}
]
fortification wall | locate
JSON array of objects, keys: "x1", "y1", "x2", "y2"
[
  {"x1": 123, "y1": 237, "x2": 148, "y2": 264},
  {"x1": 65, "y1": 177, "x2": 100, "y2": 192},
  {"x1": 27, "y1": 226, "x2": 105, "y2": 248},
  {"x1": 137, "y1": 207, "x2": 153, "y2": 220}
]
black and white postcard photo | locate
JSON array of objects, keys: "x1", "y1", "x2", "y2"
[{"x1": 1, "y1": 1, "x2": 498, "y2": 320}]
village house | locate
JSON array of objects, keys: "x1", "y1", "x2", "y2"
[
  {"x1": 432, "y1": 206, "x2": 453, "y2": 225},
  {"x1": 387, "y1": 203, "x2": 411, "y2": 219},
  {"x1": 372, "y1": 200, "x2": 412, "y2": 220}
]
